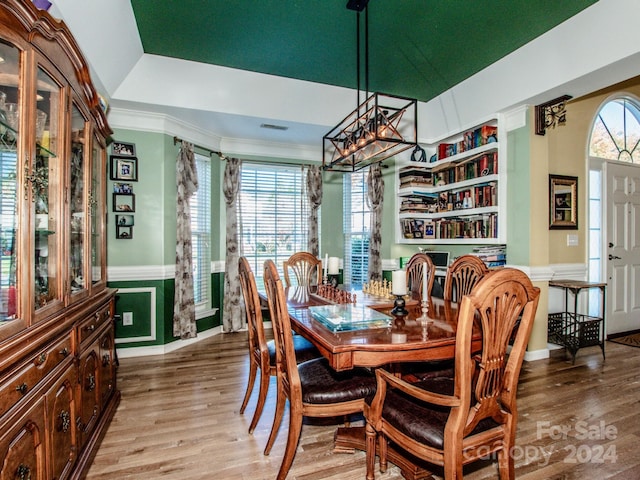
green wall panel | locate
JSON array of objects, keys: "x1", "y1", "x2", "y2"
[
  {"x1": 110, "y1": 279, "x2": 170, "y2": 347},
  {"x1": 506, "y1": 122, "x2": 531, "y2": 265}
]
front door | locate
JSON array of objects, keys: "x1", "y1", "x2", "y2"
[{"x1": 606, "y1": 161, "x2": 640, "y2": 335}]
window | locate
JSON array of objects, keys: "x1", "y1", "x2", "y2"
[
  {"x1": 587, "y1": 96, "x2": 640, "y2": 315},
  {"x1": 239, "y1": 163, "x2": 309, "y2": 288},
  {"x1": 589, "y1": 97, "x2": 640, "y2": 163},
  {"x1": 587, "y1": 167, "x2": 602, "y2": 317},
  {"x1": 343, "y1": 170, "x2": 370, "y2": 286},
  {"x1": 191, "y1": 152, "x2": 211, "y2": 312}
]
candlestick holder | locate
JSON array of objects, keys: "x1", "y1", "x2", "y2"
[
  {"x1": 323, "y1": 274, "x2": 328, "y2": 285},
  {"x1": 418, "y1": 299, "x2": 430, "y2": 340},
  {"x1": 391, "y1": 294, "x2": 408, "y2": 316},
  {"x1": 418, "y1": 299, "x2": 429, "y2": 320}
]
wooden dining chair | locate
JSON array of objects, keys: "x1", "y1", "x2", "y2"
[
  {"x1": 364, "y1": 268, "x2": 540, "y2": 480},
  {"x1": 444, "y1": 254, "x2": 490, "y2": 302},
  {"x1": 238, "y1": 257, "x2": 320, "y2": 434},
  {"x1": 405, "y1": 253, "x2": 436, "y2": 300},
  {"x1": 283, "y1": 251, "x2": 322, "y2": 287},
  {"x1": 403, "y1": 254, "x2": 490, "y2": 383},
  {"x1": 262, "y1": 259, "x2": 377, "y2": 480}
]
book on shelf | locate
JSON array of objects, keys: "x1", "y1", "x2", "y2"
[
  {"x1": 469, "y1": 244, "x2": 506, "y2": 266},
  {"x1": 308, "y1": 304, "x2": 393, "y2": 332},
  {"x1": 436, "y1": 125, "x2": 498, "y2": 160},
  {"x1": 487, "y1": 260, "x2": 506, "y2": 268},
  {"x1": 400, "y1": 180, "x2": 432, "y2": 188}
]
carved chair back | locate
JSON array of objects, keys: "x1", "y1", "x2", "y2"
[
  {"x1": 283, "y1": 251, "x2": 322, "y2": 287},
  {"x1": 443, "y1": 254, "x2": 489, "y2": 302}
]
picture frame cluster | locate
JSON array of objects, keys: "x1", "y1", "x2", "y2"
[{"x1": 110, "y1": 141, "x2": 138, "y2": 239}]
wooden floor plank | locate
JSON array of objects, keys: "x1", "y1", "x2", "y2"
[{"x1": 86, "y1": 334, "x2": 640, "y2": 479}]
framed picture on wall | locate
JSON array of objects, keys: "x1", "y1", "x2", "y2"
[
  {"x1": 113, "y1": 193, "x2": 135, "y2": 212},
  {"x1": 116, "y1": 225, "x2": 133, "y2": 239},
  {"x1": 116, "y1": 214, "x2": 134, "y2": 227},
  {"x1": 110, "y1": 156, "x2": 138, "y2": 182},
  {"x1": 111, "y1": 141, "x2": 136, "y2": 157},
  {"x1": 549, "y1": 174, "x2": 578, "y2": 229}
]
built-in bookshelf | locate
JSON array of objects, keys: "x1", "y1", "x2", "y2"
[{"x1": 396, "y1": 118, "x2": 505, "y2": 244}]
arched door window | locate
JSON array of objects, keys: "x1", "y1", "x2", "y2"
[{"x1": 589, "y1": 97, "x2": 640, "y2": 162}]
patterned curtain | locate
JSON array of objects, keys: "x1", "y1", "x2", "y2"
[
  {"x1": 223, "y1": 157, "x2": 244, "y2": 332},
  {"x1": 306, "y1": 165, "x2": 323, "y2": 256},
  {"x1": 367, "y1": 163, "x2": 384, "y2": 281},
  {"x1": 173, "y1": 141, "x2": 198, "y2": 339}
]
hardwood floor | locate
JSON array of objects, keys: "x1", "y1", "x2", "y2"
[{"x1": 86, "y1": 333, "x2": 640, "y2": 479}]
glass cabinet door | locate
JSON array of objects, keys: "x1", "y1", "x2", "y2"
[
  {"x1": 0, "y1": 40, "x2": 20, "y2": 325},
  {"x1": 69, "y1": 103, "x2": 87, "y2": 297},
  {"x1": 90, "y1": 136, "x2": 105, "y2": 288},
  {"x1": 33, "y1": 65, "x2": 61, "y2": 312}
]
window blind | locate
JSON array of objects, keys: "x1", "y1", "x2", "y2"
[
  {"x1": 343, "y1": 170, "x2": 370, "y2": 286},
  {"x1": 239, "y1": 163, "x2": 309, "y2": 288},
  {"x1": 190, "y1": 152, "x2": 211, "y2": 307}
]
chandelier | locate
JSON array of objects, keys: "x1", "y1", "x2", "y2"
[{"x1": 322, "y1": 0, "x2": 418, "y2": 173}]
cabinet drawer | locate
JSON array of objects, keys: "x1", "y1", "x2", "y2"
[
  {"x1": 0, "y1": 334, "x2": 73, "y2": 419},
  {"x1": 77, "y1": 304, "x2": 111, "y2": 345}
]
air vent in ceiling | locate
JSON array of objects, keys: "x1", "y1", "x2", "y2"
[{"x1": 260, "y1": 123, "x2": 289, "y2": 131}]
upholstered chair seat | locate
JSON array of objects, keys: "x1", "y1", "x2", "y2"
[
  {"x1": 373, "y1": 376, "x2": 499, "y2": 451},
  {"x1": 298, "y1": 357, "x2": 376, "y2": 404},
  {"x1": 267, "y1": 335, "x2": 320, "y2": 366}
]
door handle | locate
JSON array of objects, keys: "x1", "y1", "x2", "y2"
[
  {"x1": 609, "y1": 242, "x2": 615, "y2": 248},
  {"x1": 608, "y1": 254, "x2": 621, "y2": 260}
]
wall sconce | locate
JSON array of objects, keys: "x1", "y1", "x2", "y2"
[{"x1": 535, "y1": 95, "x2": 572, "y2": 135}]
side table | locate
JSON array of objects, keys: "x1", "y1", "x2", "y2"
[{"x1": 547, "y1": 279, "x2": 606, "y2": 363}]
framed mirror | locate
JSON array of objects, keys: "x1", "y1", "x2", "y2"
[{"x1": 549, "y1": 174, "x2": 577, "y2": 229}]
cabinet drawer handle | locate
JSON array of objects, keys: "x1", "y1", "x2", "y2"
[
  {"x1": 58, "y1": 410, "x2": 71, "y2": 433},
  {"x1": 36, "y1": 352, "x2": 47, "y2": 365},
  {"x1": 85, "y1": 324, "x2": 96, "y2": 332},
  {"x1": 59, "y1": 347, "x2": 70, "y2": 357},
  {"x1": 15, "y1": 383, "x2": 28, "y2": 395},
  {"x1": 15, "y1": 464, "x2": 31, "y2": 480}
]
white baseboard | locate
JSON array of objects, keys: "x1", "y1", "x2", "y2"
[
  {"x1": 524, "y1": 348, "x2": 550, "y2": 362},
  {"x1": 116, "y1": 326, "x2": 223, "y2": 359}
]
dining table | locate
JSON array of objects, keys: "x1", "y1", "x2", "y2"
[
  {"x1": 268, "y1": 284, "x2": 482, "y2": 480},
  {"x1": 282, "y1": 285, "x2": 481, "y2": 371}
]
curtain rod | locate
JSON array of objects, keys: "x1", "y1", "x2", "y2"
[
  {"x1": 173, "y1": 135, "x2": 318, "y2": 168},
  {"x1": 173, "y1": 136, "x2": 227, "y2": 160}
]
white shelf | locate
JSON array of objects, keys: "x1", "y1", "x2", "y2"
[
  {"x1": 399, "y1": 174, "x2": 499, "y2": 196},
  {"x1": 431, "y1": 143, "x2": 498, "y2": 170},
  {"x1": 399, "y1": 206, "x2": 498, "y2": 220},
  {"x1": 395, "y1": 117, "x2": 505, "y2": 245},
  {"x1": 400, "y1": 237, "x2": 505, "y2": 245}
]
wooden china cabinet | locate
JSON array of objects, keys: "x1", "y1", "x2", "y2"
[{"x1": 0, "y1": 1, "x2": 119, "y2": 479}]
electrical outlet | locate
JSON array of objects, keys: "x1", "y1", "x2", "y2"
[{"x1": 123, "y1": 312, "x2": 133, "y2": 326}]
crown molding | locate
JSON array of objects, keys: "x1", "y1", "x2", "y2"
[
  {"x1": 107, "y1": 106, "x2": 321, "y2": 162},
  {"x1": 108, "y1": 107, "x2": 222, "y2": 151}
]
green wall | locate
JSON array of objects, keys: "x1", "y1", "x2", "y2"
[
  {"x1": 506, "y1": 120, "x2": 532, "y2": 265},
  {"x1": 107, "y1": 119, "x2": 536, "y2": 350},
  {"x1": 107, "y1": 130, "x2": 169, "y2": 266}
]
